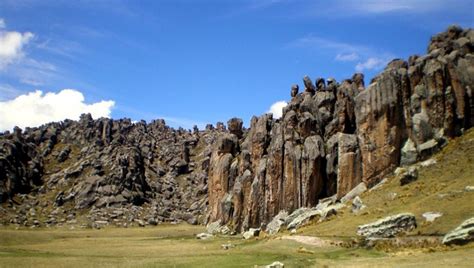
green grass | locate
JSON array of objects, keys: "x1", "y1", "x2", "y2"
[
  {"x1": 1, "y1": 225, "x2": 473, "y2": 267},
  {"x1": 0, "y1": 225, "x2": 386, "y2": 268}
]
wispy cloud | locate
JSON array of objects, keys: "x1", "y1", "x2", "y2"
[
  {"x1": 246, "y1": 0, "x2": 285, "y2": 10},
  {"x1": 288, "y1": 35, "x2": 395, "y2": 73},
  {"x1": 35, "y1": 38, "x2": 84, "y2": 59},
  {"x1": 344, "y1": 0, "x2": 448, "y2": 14},
  {"x1": 289, "y1": 35, "x2": 362, "y2": 52},
  {"x1": 0, "y1": 83, "x2": 24, "y2": 101},
  {"x1": 335, "y1": 52, "x2": 359, "y2": 62},
  {"x1": 355, "y1": 57, "x2": 389, "y2": 72}
]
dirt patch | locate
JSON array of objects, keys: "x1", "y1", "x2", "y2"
[{"x1": 281, "y1": 235, "x2": 338, "y2": 247}]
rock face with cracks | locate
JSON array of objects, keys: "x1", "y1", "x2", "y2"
[{"x1": 207, "y1": 26, "x2": 473, "y2": 232}]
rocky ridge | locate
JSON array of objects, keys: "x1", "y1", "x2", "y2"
[
  {"x1": 0, "y1": 26, "x2": 473, "y2": 230},
  {"x1": 207, "y1": 25, "x2": 474, "y2": 232},
  {"x1": 0, "y1": 116, "x2": 227, "y2": 227}
]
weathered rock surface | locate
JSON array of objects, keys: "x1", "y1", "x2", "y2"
[
  {"x1": 206, "y1": 26, "x2": 473, "y2": 232},
  {"x1": 442, "y1": 217, "x2": 474, "y2": 245},
  {"x1": 265, "y1": 210, "x2": 288, "y2": 235},
  {"x1": 357, "y1": 213, "x2": 417, "y2": 238},
  {"x1": 0, "y1": 117, "x2": 223, "y2": 226}
]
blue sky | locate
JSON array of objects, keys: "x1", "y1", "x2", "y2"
[{"x1": 0, "y1": 0, "x2": 473, "y2": 130}]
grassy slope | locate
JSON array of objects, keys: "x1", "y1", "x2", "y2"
[{"x1": 299, "y1": 128, "x2": 474, "y2": 238}]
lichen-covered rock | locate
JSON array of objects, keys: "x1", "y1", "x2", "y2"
[
  {"x1": 357, "y1": 213, "x2": 417, "y2": 238},
  {"x1": 442, "y1": 217, "x2": 474, "y2": 245}
]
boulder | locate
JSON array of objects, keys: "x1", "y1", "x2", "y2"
[
  {"x1": 287, "y1": 208, "x2": 320, "y2": 230},
  {"x1": 442, "y1": 217, "x2": 474, "y2": 245},
  {"x1": 303, "y1": 75, "x2": 315, "y2": 94},
  {"x1": 242, "y1": 228, "x2": 260, "y2": 239},
  {"x1": 420, "y1": 158, "x2": 437, "y2": 167},
  {"x1": 265, "y1": 261, "x2": 285, "y2": 268},
  {"x1": 357, "y1": 213, "x2": 417, "y2": 238},
  {"x1": 319, "y1": 203, "x2": 345, "y2": 221},
  {"x1": 400, "y1": 167, "x2": 418, "y2": 186},
  {"x1": 418, "y1": 139, "x2": 439, "y2": 158},
  {"x1": 352, "y1": 196, "x2": 366, "y2": 213},
  {"x1": 340, "y1": 182, "x2": 367, "y2": 203},
  {"x1": 196, "y1": 233, "x2": 213, "y2": 240},
  {"x1": 400, "y1": 138, "x2": 418, "y2": 165},
  {"x1": 227, "y1": 118, "x2": 243, "y2": 138},
  {"x1": 291, "y1": 84, "x2": 299, "y2": 97},
  {"x1": 266, "y1": 210, "x2": 288, "y2": 235}
]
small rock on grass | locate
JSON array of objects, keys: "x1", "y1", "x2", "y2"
[
  {"x1": 243, "y1": 228, "x2": 260, "y2": 239},
  {"x1": 221, "y1": 243, "x2": 235, "y2": 250},
  {"x1": 465, "y1": 186, "x2": 474, "y2": 192},
  {"x1": 422, "y1": 212, "x2": 442, "y2": 222},
  {"x1": 196, "y1": 233, "x2": 213, "y2": 240},
  {"x1": 264, "y1": 261, "x2": 284, "y2": 268}
]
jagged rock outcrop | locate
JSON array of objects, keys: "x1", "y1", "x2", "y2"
[
  {"x1": 207, "y1": 26, "x2": 473, "y2": 232},
  {"x1": 0, "y1": 116, "x2": 225, "y2": 227}
]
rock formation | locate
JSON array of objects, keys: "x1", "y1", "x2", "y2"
[
  {"x1": 207, "y1": 25, "x2": 474, "y2": 232},
  {"x1": 0, "y1": 26, "x2": 473, "y2": 230}
]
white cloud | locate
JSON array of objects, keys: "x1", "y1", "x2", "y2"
[
  {"x1": 335, "y1": 52, "x2": 359, "y2": 62},
  {"x1": 0, "y1": 89, "x2": 115, "y2": 131},
  {"x1": 289, "y1": 35, "x2": 360, "y2": 52},
  {"x1": 0, "y1": 19, "x2": 5, "y2": 29},
  {"x1": 268, "y1": 101, "x2": 287, "y2": 119},
  {"x1": 355, "y1": 57, "x2": 389, "y2": 72},
  {"x1": 289, "y1": 35, "x2": 395, "y2": 73},
  {"x1": 0, "y1": 27, "x2": 34, "y2": 69}
]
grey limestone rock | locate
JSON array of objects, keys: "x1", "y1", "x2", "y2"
[{"x1": 357, "y1": 213, "x2": 417, "y2": 238}]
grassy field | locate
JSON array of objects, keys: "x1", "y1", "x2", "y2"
[
  {"x1": 0, "y1": 224, "x2": 473, "y2": 267},
  {"x1": 0, "y1": 225, "x2": 385, "y2": 268}
]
